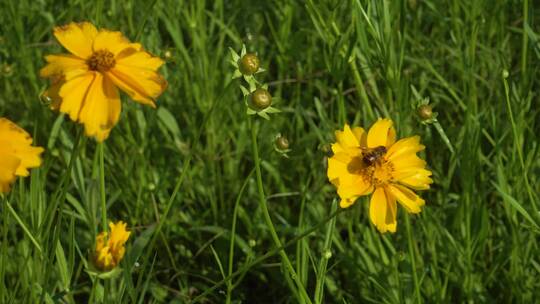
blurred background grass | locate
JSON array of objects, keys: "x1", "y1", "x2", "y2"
[{"x1": 1, "y1": 0, "x2": 539, "y2": 302}]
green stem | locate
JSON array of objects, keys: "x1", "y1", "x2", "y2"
[
  {"x1": 5, "y1": 200, "x2": 42, "y2": 253},
  {"x1": 314, "y1": 199, "x2": 338, "y2": 304},
  {"x1": 193, "y1": 208, "x2": 344, "y2": 303},
  {"x1": 502, "y1": 74, "x2": 538, "y2": 218},
  {"x1": 248, "y1": 118, "x2": 312, "y2": 304},
  {"x1": 404, "y1": 214, "x2": 421, "y2": 303},
  {"x1": 0, "y1": 197, "x2": 8, "y2": 301},
  {"x1": 521, "y1": 0, "x2": 529, "y2": 79},
  {"x1": 226, "y1": 169, "x2": 254, "y2": 304},
  {"x1": 350, "y1": 59, "x2": 375, "y2": 120},
  {"x1": 95, "y1": 0, "x2": 103, "y2": 26},
  {"x1": 135, "y1": 82, "x2": 233, "y2": 292},
  {"x1": 432, "y1": 120, "x2": 455, "y2": 155},
  {"x1": 40, "y1": 129, "x2": 82, "y2": 302},
  {"x1": 135, "y1": 0, "x2": 160, "y2": 41},
  {"x1": 98, "y1": 142, "x2": 107, "y2": 232}
]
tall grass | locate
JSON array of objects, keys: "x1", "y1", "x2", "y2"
[{"x1": 0, "y1": 0, "x2": 539, "y2": 302}]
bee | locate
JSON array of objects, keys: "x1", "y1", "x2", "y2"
[{"x1": 361, "y1": 146, "x2": 387, "y2": 166}]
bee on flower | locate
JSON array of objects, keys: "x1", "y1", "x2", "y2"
[
  {"x1": 40, "y1": 22, "x2": 167, "y2": 141},
  {"x1": 94, "y1": 221, "x2": 131, "y2": 271},
  {"x1": 0, "y1": 118, "x2": 44, "y2": 193},
  {"x1": 327, "y1": 118, "x2": 433, "y2": 233}
]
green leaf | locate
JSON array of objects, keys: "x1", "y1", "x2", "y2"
[
  {"x1": 157, "y1": 107, "x2": 181, "y2": 137},
  {"x1": 229, "y1": 47, "x2": 240, "y2": 61},
  {"x1": 492, "y1": 182, "x2": 540, "y2": 230}
]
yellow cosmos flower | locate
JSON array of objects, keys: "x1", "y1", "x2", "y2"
[
  {"x1": 94, "y1": 221, "x2": 131, "y2": 271},
  {"x1": 327, "y1": 118, "x2": 433, "y2": 233},
  {"x1": 40, "y1": 22, "x2": 167, "y2": 141},
  {"x1": 0, "y1": 118, "x2": 44, "y2": 193}
]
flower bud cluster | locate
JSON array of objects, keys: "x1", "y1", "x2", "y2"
[{"x1": 229, "y1": 45, "x2": 281, "y2": 120}]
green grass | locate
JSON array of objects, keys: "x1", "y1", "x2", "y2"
[{"x1": 1, "y1": 0, "x2": 540, "y2": 302}]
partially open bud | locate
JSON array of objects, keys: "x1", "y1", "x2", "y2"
[
  {"x1": 275, "y1": 135, "x2": 290, "y2": 150},
  {"x1": 239, "y1": 53, "x2": 260, "y2": 75},
  {"x1": 417, "y1": 104, "x2": 433, "y2": 120},
  {"x1": 250, "y1": 88, "x2": 272, "y2": 110}
]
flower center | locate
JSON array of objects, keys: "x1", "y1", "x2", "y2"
[
  {"x1": 361, "y1": 160, "x2": 395, "y2": 187},
  {"x1": 87, "y1": 50, "x2": 115, "y2": 72}
]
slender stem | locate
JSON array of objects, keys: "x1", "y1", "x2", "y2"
[
  {"x1": 40, "y1": 129, "x2": 82, "y2": 301},
  {"x1": 349, "y1": 59, "x2": 375, "y2": 120},
  {"x1": 521, "y1": 0, "x2": 529, "y2": 79},
  {"x1": 314, "y1": 199, "x2": 338, "y2": 304},
  {"x1": 135, "y1": 0, "x2": 160, "y2": 41},
  {"x1": 249, "y1": 118, "x2": 312, "y2": 304},
  {"x1": 404, "y1": 214, "x2": 421, "y2": 303},
  {"x1": 95, "y1": 0, "x2": 103, "y2": 26},
  {"x1": 502, "y1": 75, "x2": 538, "y2": 217},
  {"x1": 0, "y1": 196, "x2": 8, "y2": 301},
  {"x1": 5, "y1": 200, "x2": 42, "y2": 253},
  {"x1": 226, "y1": 169, "x2": 254, "y2": 304},
  {"x1": 192, "y1": 208, "x2": 344, "y2": 303},
  {"x1": 135, "y1": 82, "x2": 233, "y2": 292},
  {"x1": 98, "y1": 142, "x2": 107, "y2": 232}
]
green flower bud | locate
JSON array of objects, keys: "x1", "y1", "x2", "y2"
[
  {"x1": 417, "y1": 104, "x2": 433, "y2": 120},
  {"x1": 2, "y1": 63, "x2": 13, "y2": 76},
  {"x1": 250, "y1": 88, "x2": 272, "y2": 110},
  {"x1": 239, "y1": 53, "x2": 260, "y2": 75},
  {"x1": 163, "y1": 50, "x2": 173, "y2": 60},
  {"x1": 275, "y1": 135, "x2": 290, "y2": 150}
]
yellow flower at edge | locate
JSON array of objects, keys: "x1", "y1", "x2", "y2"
[
  {"x1": 94, "y1": 221, "x2": 131, "y2": 271},
  {"x1": 40, "y1": 22, "x2": 167, "y2": 141},
  {"x1": 0, "y1": 118, "x2": 44, "y2": 193},
  {"x1": 327, "y1": 118, "x2": 433, "y2": 233}
]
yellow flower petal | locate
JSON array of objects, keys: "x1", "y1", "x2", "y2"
[
  {"x1": 391, "y1": 154, "x2": 426, "y2": 172},
  {"x1": 0, "y1": 153, "x2": 20, "y2": 193},
  {"x1": 398, "y1": 172, "x2": 433, "y2": 190},
  {"x1": 369, "y1": 187, "x2": 397, "y2": 233},
  {"x1": 78, "y1": 74, "x2": 121, "y2": 142},
  {"x1": 94, "y1": 221, "x2": 131, "y2": 271},
  {"x1": 327, "y1": 152, "x2": 359, "y2": 183},
  {"x1": 351, "y1": 127, "x2": 367, "y2": 147},
  {"x1": 367, "y1": 118, "x2": 396, "y2": 148},
  {"x1": 39, "y1": 54, "x2": 87, "y2": 78},
  {"x1": 0, "y1": 119, "x2": 44, "y2": 176},
  {"x1": 386, "y1": 136, "x2": 425, "y2": 161},
  {"x1": 335, "y1": 124, "x2": 360, "y2": 149},
  {"x1": 42, "y1": 75, "x2": 65, "y2": 110},
  {"x1": 337, "y1": 175, "x2": 373, "y2": 202},
  {"x1": 0, "y1": 119, "x2": 44, "y2": 192},
  {"x1": 92, "y1": 30, "x2": 135, "y2": 56},
  {"x1": 107, "y1": 65, "x2": 167, "y2": 107},
  {"x1": 387, "y1": 184, "x2": 425, "y2": 213},
  {"x1": 58, "y1": 72, "x2": 96, "y2": 121},
  {"x1": 53, "y1": 22, "x2": 97, "y2": 59},
  {"x1": 340, "y1": 197, "x2": 357, "y2": 208},
  {"x1": 116, "y1": 50, "x2": 165, "y2": 70}
]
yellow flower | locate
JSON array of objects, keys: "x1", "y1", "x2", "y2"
[
  {"x1": 327, "y1": 118, "x2": 433, "y2": 233},
  {"x1": 40, "y1": 22, "x2": 167, "y2": 141},
  {"x1": 0, "y1": 118, "x2": 44, "y2": 193},
  {"x1": 94, "y1": 221, "x2": 131, "y2": 271}
]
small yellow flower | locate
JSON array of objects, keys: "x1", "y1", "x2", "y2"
[
  {"x1": 40, "y1": 22, "x2": 167, "y2": 141},
  {"x1": 0, "y1": 118, "x2": 44, "y2": 193},
  {"x1": 327, "y1": 119, "x2": 433, "y2": 233},
  {"x1": 94, "y1": 221, "x2": 131, "y2": 271}
]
